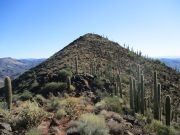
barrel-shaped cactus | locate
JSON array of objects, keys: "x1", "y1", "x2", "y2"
[
  {"x1": 4, "y1": 76, "x2": 12, "y2": 110},
  {"x1": 165, "y1": 95, "x2": 171, "y2": 126}
]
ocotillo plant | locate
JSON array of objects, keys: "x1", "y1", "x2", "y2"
[
  {"x1": 140, "y1": 74, "x2": 145, "y2": 115},
  {"x1": 4, "y1": 76, "x2": 12, "y2": 110},
  {"x1": 153, "y1": 71, "x2": 159, "y2": 120},
  {"x1": 158, "y1": 83, "x2": 161, "y2": 120},
  {"x1": 75, "y1": 56, "x2": 78, "y2": 74},
  {"x1": 129, "y1": 76, "x2": 134, "y2": 110},
  {"x1": 165, "y1": 95, "x2": 171, "y2": 126}
]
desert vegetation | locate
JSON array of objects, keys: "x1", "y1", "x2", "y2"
[{"x1": 0, "y1": 34, "x2": 179, "y2": 135}]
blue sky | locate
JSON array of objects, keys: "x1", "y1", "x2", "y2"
[{"x1": 0, "y1": 0, "x2": 180, "y2": 58}]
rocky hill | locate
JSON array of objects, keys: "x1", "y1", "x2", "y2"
[
  {"x1": 0, "y1": 57, "x2": 45, "y2": 87},
  {"x1": 13, "y1": 34, "x2": 179, "y2": 102},
  {"x1": 1, "y1": 33, "x2": 180, "y2": 135}
]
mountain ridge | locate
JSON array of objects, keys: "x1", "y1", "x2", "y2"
[{"x1": 0, "y1": 57, "x2": 45, "y2": 87}]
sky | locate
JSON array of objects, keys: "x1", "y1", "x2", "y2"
[{"x1": 0, "y1": 0, "x2": 180, "y2": 58}]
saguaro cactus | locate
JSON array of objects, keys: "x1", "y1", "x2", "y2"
[
  {"x1": 129, "y1": 76, "x2": 134, "y2": 110},
  {"x1": 158, "y1": 83, "x2": 161, "y2": 120},
  {"x1": 140, "y1": 74, "x2": 145, "y2": 115},
  {"x1": 67, "y1": 76, "x2": 71, "y2": 92},
  {"x1": 153, "y1": 71, "x2": 159, "y2": 120},
  {"x1": 117, "y1": 75, "x2": 122, "y2": 98},
  {"x1": 75, "y1": 56, "x2": 78, "y2": 74},
  {"x1": 4, "y1": 76, "x2": 12, "y2": 110},
  {"x1": 133, "y1": 79, "x2": 138, "y2": 112},
  {"x1": 165, "y1": 95, "x2": 171, "y2": 126}
]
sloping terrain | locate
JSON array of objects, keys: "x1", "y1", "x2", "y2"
[
  {"x1": 1, "y1": 33, "x2": 179, "y2": 135},
  {"x1": 13, "y1": 34, "x2": 179, "y2": 103},
  {"x1": 0, "y1": 57, "x2": 45, "y2": 87}
]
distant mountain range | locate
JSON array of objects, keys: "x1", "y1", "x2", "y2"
[
  {"x1": 159, "y1": 58, "x2": 180, "y2": 71},
  {"x1": 0, "y1": 57, "x2": 45, "y2": 87}
]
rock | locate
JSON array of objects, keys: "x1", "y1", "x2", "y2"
[{"x1": 0, "y1": 122, "x2": 12, "y2": 135}]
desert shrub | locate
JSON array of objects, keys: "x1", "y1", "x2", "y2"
[
  {"x1": 25, "y1": 128, "x2": 42, "y2": 135},
  {"x1": 47, "y1": 97, "x2": 61, "y2": 111},
  {"x1": 144, "y1": 120, "x2": 176, "y2": 135},
  {"x1": 104, "y1": 97, "x2": 123, "y2": 113},
  {"x1": 14, "y1": 101, "x2": 48, "y2": 130},
  {"x1": 0, "y1": 107, "x2": 11, "y2": 122},
  {"x1": 93, "y1": 78, "x2": 105, "y2": 89},
  {"x1": 56, "y1": 108, "x2": 67, "y2": 119},
  {"x1": 59, "y1": 97, "x2": 88, "y2": 119},
  {"x1": 58, "y1": 69, "x2": 72, "y2": 82},
  {"x1": 19, "y1": 90, "x2": 33, "y2": 101},
  {"x1": 42, "y1": 82, "x2": 67, "y2": 95},
  {"x1": 66, "y1": 113, "x2": 109, "y2": 135},
  {"x1": 68, "y1": 85, "x2": 76, "y2": 92},
  {"x1": 121, "y1": 75, "x2": 129, "y2": 85},
  {"x1": 33, "y1": 94, "x2": 46, "y2": 106}
]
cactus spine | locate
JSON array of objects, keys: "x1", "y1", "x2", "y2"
[
  {"x1": 4, "y1": 76, "x2": 12, "y2": 110},
  {"x1": 129, "y1": 76, "x2": 134, "y2": 110},
  {"x1": 165, "y1": 95, "x2": 171, "y2": 126},
  {"x1": 153, "y1": 71, "x2": 159, "y2": 120},
  {"x1": 75, "y1": 56, "x2": 78, "y2": 74},
  {"x1": 140, "y1": 74, "x2": 145, "y2": 115}
]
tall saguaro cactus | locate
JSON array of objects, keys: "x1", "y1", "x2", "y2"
[
  {"x1": 4, "y1": 76, "x2": 12, "y2": 110},
  {"x1": 67, "y1": 76, "x2": 71, "y2": 92},
  {"x1": 153, "y1": 71, "x2": 159, "y2": 120},
  {"x1": 117, "y1": 75, "x2": 122, "y2": 98},
  {"x1": 140, "y1": 74, "x2": 145, "y2": 115},
  {"x1": 158, "y1": 83, "x2": 161, "y2": 120},
  {"x1": 75, "y1": 56, "x2": 78, "y2": 74},
  {"x1": 129, "y1": 76, "x2": 134, "y2": 110},
  {"x1": 165, "y1": 95, "x2": 171, "y2": 126}
]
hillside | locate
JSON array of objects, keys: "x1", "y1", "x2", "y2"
[
  {"x1": 2, "y1": 33, "x2": 179, "y2": 134},
  {"x1": 0, "y1": 57, "x2": 45, "y2": 87},
  {"x1": 160, "y1": 58, "x2": 180, "y2": 71},
  {"x1": 13, "y1": 34, "x2": 180, "y2": 99}
]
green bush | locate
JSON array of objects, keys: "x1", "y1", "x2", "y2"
[
  {"x1": 103, "y1": 97, "x2": 123, "y2": 113},
  {"x1": 47, "y1": 97, "x2": 61, "y2": 111},
  {"x1": 25, "y1": 128, "x2": 42, "y2": 135},
  {"x1": 43, "y1": 82, "x2": 67, "y2": 95},
  {"x1": 58, "y1": 69, "x2": 72, "y2": 82},
  {"x1": 33, "y1": 94, "x2": 46, "y2": 106},
  {"x1": 144, "y1": 120, "x2": 176, "y2": 135},
  {"x1": 66, "y1": 113, "x2": 109, "y2": 135},
  {"x1": 19, "y1": 90, "x2": 33, "y2": 101},
  {"x1": 56, "y1": 108, "x2": 67, "y2": 119},
  {"x1": 14, "y1": 101, "x2": 48, "y2": 130}
]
